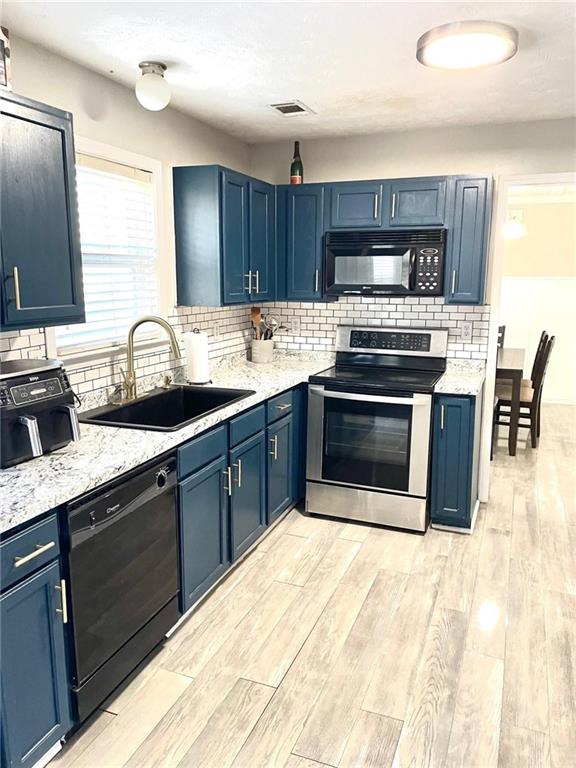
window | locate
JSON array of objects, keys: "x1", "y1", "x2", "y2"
[{"x1": 55, "y1": 153, "x2": 160, "y2": 353}]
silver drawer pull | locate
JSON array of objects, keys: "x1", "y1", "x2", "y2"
[
  {"x1": 233, "y1": 459, "x2": 242, "y2": 488},
  {"x1": 18, "y1": 415, "x2": 43, "y2": 457},
  {"x1": 223, "y1": 466, "x2": 232, "y2": 497},
  {"x1": 276, "y1": 403, "x2": 291, "y2": 411},
  {"x1": 14, "y1": 541, "x2": 56, "y2": 567}
]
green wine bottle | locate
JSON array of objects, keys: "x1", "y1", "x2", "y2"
[{"x1": 290, "y1": 141, "x2": 303, "y2": 184}]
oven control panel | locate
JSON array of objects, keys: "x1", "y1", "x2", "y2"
[
  {"x1": 349, "y1": 330, "x2": 431, "y2": 352},
  {"x1": 415, "y1": 248, "x2": 442, "y2": 293}
]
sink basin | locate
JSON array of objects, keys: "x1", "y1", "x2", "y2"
[{"x1": 79, "y1": 385, "x2": 255, "y2": 432}]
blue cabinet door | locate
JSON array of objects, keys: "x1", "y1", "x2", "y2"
[
  {"x1": 445, "y1": 177, "x2": 490, "y2": 305},
  {"x1": 249, "y1": 180, "x2": 275, "y2": 302},
  {"x1": 267, "y1": 414, "x2": 292, "y2": 523},
  {"x1": 290, "y1": 385, "x2": 307, "y2": 502},
  {"x1": 1, "y1": 561, "x2": 71, "y2": 768},
  {"x1": 229, "y1": 431, "x2": 266, "y2": 560},
  {"x1": 179, "y1": 455, "x2": 230, "y2": 611},
  {"x1": 388, "y1": 177, "x2": 447, "y2": 226},
  {"x1": 221, "y1": 170, "x2": 250, "y2": 305},
  {"x1": 1, "y1": 93, "x2": 84, "y2": 330},
  {"x1": 328, "y1": 182, "x2": 383, "y2": 228},
  {"x1": 431, "y1": 396, "x2": 474, "y2": 528},
  {"x1": 284, "y1": 185, "x2": 325, "y2": 301}
]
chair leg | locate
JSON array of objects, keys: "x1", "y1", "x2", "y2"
[
  {"x1": 537, "y1": 401, "x2": 542, "y2": 437},
  {"x1": 530, "y1": 405, "x2": 539, "y2": 448}
]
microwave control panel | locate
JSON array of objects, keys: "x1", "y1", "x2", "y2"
[
  {"x1": 350, "y1": 330, "x2": 431, "y2": 352},
  {"x1": 415, "y1": 248, "x2": 442, "y2": 294}
]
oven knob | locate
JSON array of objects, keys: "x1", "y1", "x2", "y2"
[{"x1": 369, "y1": 341, "x2": 377, "y2": 348}]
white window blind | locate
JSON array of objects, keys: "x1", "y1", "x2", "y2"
[{"x1": 56, "y1": 154, "x2": 159, "y2": 353}]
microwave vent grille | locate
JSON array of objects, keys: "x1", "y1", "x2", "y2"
[{"x1": 326, "y1": 228, "x2": 446, "y2": 246}]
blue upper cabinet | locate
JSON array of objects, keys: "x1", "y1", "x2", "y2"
[
  {"x1": 229, "y1": 431, "x2": 267, "y2": 560},
  {"x1": 173, "y1": 165, "x2": 276, "y2": 307},
  {"x1": 281, "y1": 184, "x2": 325, "y2": 301},
  {"x1": 1, "y1": 561, "x2": 71, "y2": 768},
  {"x1": 388, "y1": 177, "x2": 447, "y2": 227},
  {"x1": 430, "y1": 395, "x2": 474, "y2": 529},
  {"x1": 221, "y1": 170, "x2": 250, "y2": 304},
  {"x1": 248, "y1": 180, "x2": 275, "y2": 302},
  {"x1": 328, "y1": 182, "x2": 384, "y2": 228},
  {"x1": 1, "y1": 93, "x2": 84, "y2": 330},
  {"x1": 179, "y1": 455, "x2": 230, "y2": 611},
  {"x1": 445, "y1": 177, "x2": 491, "y2": 305}
]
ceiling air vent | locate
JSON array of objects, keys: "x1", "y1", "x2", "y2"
[{"x1": 270, "y1": 100, "x2": 315, "y2": 117}]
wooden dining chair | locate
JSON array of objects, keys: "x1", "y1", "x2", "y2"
[
  {"x1": 497, "y1": 325, "x2": 506, "y2": 348},
  {"x1": 494, "y1": 336, "x2": 555, "y2": 449},
  {"x1": 522, "y1": 330, "x2": 548, "y2": 388}
]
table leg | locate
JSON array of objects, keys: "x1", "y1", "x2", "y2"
[{"x1": 508, "y1": 371, "x2": 522, "y2": 456}]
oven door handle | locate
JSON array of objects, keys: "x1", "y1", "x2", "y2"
[{"x1": 308, "y1": 385, "x2": 430, "y2": 406}]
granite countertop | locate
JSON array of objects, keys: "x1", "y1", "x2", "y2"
[
  {"x1": 0, "y1": 352, "x2": 486, "y2": 535},
  {"x1": 0, "y1": 352, "x2": 334, "y2": 534},
  {"x1": 435, "y1": 359, "x2": 486, "y2": 396}
]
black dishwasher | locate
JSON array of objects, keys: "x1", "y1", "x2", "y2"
[{"x1": 66, "y1": 454, "x2": 180, "y2": 722}]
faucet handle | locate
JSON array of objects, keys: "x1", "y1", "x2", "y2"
[{"x1": 163, "y1": 375, "x2": 172, "y2": 389}]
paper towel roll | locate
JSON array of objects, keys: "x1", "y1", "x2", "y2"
[{"x1": 184, "y1": 330, "x2": 210, "y2": 383}]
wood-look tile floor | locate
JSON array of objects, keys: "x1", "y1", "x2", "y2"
[{"x1": 52, "y1": 405, "x2": 576, "y2": 768}]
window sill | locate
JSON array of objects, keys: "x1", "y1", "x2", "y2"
[{"x1": 55, "y1": 336, "x2": 171, "y2": 367}]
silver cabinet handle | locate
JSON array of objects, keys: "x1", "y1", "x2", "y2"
[
  {"x1": 62, "y1": 405, "x2": 81, "y2": 442},
  {"x1": 270, "y1": 435, "x2": 278, "y2": 460},
  {"x1": 18, "y1": 415, "x2": 43, "y2": 457},
  {"x1": 13, "y1": 266, "x2": 22, "y2": 310},
  {"x1": 223, "y1": 466, "x2": 232, "y2": 497},
  {"x1": 254, "y1": 270, "x2": 260, "y2": 295},
  {"x1": 391, "y1": 192, "x2": 397, "y2": 218},
  {"x1": 373, "y1": 196, "x2": 379, "y2": 219},
  {"x1": 276, "y1": 403, "x2": 291, "y2": 411},
  {"x1": 244, "y1": 270, "x2": 253, "y2": 294},
  {"x1": 314, "y1": 269, "x2": 319, "y2": 293},
  {"x1": 233, "y1": 459, "x2": 242, "y2": 488},
  {"x1": 451, "y1": 269, "x2": 457, "y2": 296},
  {"x1": 55, "y1": 579, "x2": 68, "y2": 624},
  {"x1": 14, "y1": 541, "x2": 56, "y2": 567},
  {"x1": 440, "y1": 404, "x2": 445, "y2": 431}
]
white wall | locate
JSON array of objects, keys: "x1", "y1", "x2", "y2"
[{"x1": 249, "y1": 119, "x2": 576, "y2": 184}]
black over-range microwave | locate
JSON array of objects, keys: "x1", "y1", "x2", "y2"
[{"x1": 324, "y1": 228, "x2": 446, "y2": 297}]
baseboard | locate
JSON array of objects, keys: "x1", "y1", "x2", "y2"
[{"x1": 431, "y1": 499, "x2": 480, "y2": 535}]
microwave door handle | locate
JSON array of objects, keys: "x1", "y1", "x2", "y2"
[
  {"x1": 409, "y1": 250, "x2": 417, "y2": 291},
  {"x1": 308, "y1": 385, "x2": 429, "y2": 407},
  {"x1": 18, "y1": 415, "x2": 43, "y2": 457}
]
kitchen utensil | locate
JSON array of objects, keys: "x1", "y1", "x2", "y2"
[
  {"x1": 263, "y1": 315, "x2": 280, "y2": 339},
  {"x1": 251, "y1": 306, "x2": 262, "y2": 339}
]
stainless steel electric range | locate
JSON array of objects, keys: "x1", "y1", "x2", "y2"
[{"x1": 306, "y1": 325, "x2": 448, "y2": 532}]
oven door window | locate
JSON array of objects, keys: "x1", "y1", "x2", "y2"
[{"x1": 322, "y1": 397, "x2": 412, "y2": 492}]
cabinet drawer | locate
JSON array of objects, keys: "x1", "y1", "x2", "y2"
[
  {"x1": 267, "y1": 390, "x2": 293, "y2": 423},
  {"x1": 1, "y1": 514, "x2": 60, "y2": 591},
  {"x1": 229, "y1": 405, "x2": 266, "y2": 448},
  {"x1": 178, "y1": 425, "x2": 228, "y2": 479}
]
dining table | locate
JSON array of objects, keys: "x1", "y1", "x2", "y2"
[{"x1": 496, "y1": 346, "x2": 526, "y2": 456}]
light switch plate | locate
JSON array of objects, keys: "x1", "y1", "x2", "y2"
[
  {"x1": 461, "y1": 321, "x2": 473, "y2": 341},
  {"x1": 290, "y1": 317, "x2": 301, "y2": 335}
]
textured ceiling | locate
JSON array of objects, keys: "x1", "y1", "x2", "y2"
[{"x1": 3, "y1": 1, "x2": 576, "y2": 143}]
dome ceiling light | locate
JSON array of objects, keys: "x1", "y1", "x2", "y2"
[
  {"x1": 135, "y1": 61, "x2": 171, "y2": 111},
  {"x1": 417, "y1": 20, "x2": 519, "y2": 70}
]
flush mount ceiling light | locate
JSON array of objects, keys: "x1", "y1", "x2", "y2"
[
  {"x1": 417, "y1": 20, "x2": 519, "y2": 69},
  {"x1": 135, "y1": 61, "x2": 171, "y2": 111}
]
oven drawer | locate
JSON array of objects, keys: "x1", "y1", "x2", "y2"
[
  {"x1": 1, "y1": 515, "x2": 60, "y2": 591},
  {"x1": 267, "y1": 390, "x2": 293, "y2": 423}
]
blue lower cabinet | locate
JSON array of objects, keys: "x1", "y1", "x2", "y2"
[
  {"x1": 290, "y1": 385, "x2": 307, "y2": 502},
  {"x1": 430, "y1": 395, "x2": 475, "y2": 528},
  {"x1": 229, "y1": 431, "x2": 267, "y2": 560},
  {"x1": 1, "y1": 561, "x2": 71, "y2": 768},
  {"x1": 179, "y1": 455, "x2": 230, "y2": 611},
  {"x1": 267, "y1": 414, "x2": 293, "y2": 524}
]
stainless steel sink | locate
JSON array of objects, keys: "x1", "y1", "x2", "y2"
[{"x1": 79, "y1": 385, "x2": 255, "y2": 432}]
